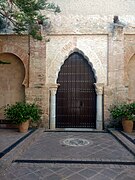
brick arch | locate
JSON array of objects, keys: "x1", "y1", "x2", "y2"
[{"x1": 0, "y1": 42, "x2": 29, "y2": 87}]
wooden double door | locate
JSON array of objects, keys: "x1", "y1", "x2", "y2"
[{"x1": 56, "y1": 52, "x2": 96, "y2": 128}]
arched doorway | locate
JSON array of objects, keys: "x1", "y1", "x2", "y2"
[
  {"x1": 56, "y1": 52, "x2": 96, "y2": 128},
  {"x1": 0, "y1": 53, "x2": 25, "y2": 119}
]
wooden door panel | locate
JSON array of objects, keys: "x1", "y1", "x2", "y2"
[{"x1": 56, "y1": 52, "x2": 96, "y2": 128}]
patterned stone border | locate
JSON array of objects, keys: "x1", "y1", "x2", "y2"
[{"x1": 13, "y1": 159, "x2": 135, "y2": 165}]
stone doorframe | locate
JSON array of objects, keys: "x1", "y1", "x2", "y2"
[
  {"x1": 49, "y1": 83, "x2": 104, "y2": 131},
  {"x1": 48, "y1": 48, "x2": 106, "y2": 130}
]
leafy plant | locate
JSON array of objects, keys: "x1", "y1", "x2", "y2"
[
  {"x1": 109, "y1": 102, "x2": 135, "y2": 121},
  {"x1": 107, "y1": 118, "x2": 122, "y2": 130},
  {"x1": 0, "y1": 0, "x2": 60, "y2": 40},
  {"x1": 4, "y1": 102, "x2": 42, "y2": 125}
]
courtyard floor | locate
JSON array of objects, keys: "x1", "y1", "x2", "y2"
[{"x1": 0, "y1": 128, "x2": 135, "y2": 180}]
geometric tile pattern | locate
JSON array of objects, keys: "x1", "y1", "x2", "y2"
[
  {"x1": 18, "y1": 132, "x2": 135, "y2": 162},
  {"x1": 1, "y1": 163, "x2": 135, "y2": 180},
  {"x1": 0, "y1": 130, "x2": 135, "y2": 180},
  {"x1": 0, "y1": 129, "x2": 26, "y2": 152}
]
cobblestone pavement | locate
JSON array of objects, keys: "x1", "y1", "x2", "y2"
[{"x1": 0, "y1": 129, "x2": 135, "y2": 180}]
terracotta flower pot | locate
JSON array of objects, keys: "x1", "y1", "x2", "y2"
[
  {"x1": 19, "y1": 120, "x2": 29, "y2": 133},
  {"x1": 122, "y1": 119, "x2": 133, "y2": 133}
]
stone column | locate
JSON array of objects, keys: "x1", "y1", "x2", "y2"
[
  {"x1": 108, "y1": 23, "x2": 125, "y2": 99},
  {"x1": 49, "y1": 84, "x2": 59, "y2": 130},
  {"x1": 94, "y1": 83, "x2": 104, "y2": 130}
]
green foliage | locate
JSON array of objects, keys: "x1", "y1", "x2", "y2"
[
  {"x1": 0, "y1": 0, "x2": 60, "y2": 40},
  {"x1": 4, "y1": 102, "x2": 42, "y2": 125},
  {"x1": 109, "y1": 102, "x2": 135, "y2": 121}
]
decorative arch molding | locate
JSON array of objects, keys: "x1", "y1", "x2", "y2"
[
  {"x1": 124, "y1": 45, "x2": 135, "y2": 86},
  {"x1": 47, "y1": 46, "x2": 106, "y2": 85},
  {"x1": 62, "y1": 48, "x2": 97, "y2": 81},
  {"x1": 0, "y1": 42, "x2": 29, "y2": 87},
  {"x1": 125, "y1": 46, "x2": 135, "y2": 64},
  {"x1": 126, "y1": 54, "x2": 135, "y2": 101}
]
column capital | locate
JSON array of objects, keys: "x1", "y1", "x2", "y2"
[
  {"x1": 94, "y1": 83, "x2": 104, "y2": 95},
  {"x1": 49, "y1": 83, "x2": 60, "y2": 95}
]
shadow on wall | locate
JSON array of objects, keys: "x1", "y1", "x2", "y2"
[
  {"x1": 0, "y1": 53, "x2": 25, "y2": 119},
  {"x1": 127, "y1": 54, "x2": 135, "y2": 102}
]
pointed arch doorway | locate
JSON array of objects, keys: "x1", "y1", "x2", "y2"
[{"x1": 56, "y1": 52, "x2": 96, "y2": 128}]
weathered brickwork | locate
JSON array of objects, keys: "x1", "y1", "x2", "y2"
[{"x1": 0, "y1": 0, "x2": 135, "y2": 129}]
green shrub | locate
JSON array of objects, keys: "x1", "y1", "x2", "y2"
[
  {"x1": 4, "y1": 102, "x2": 42, "y2": 125},
  {"x1": 109, "y1": 102, "x2": 135, "y2": 121}
]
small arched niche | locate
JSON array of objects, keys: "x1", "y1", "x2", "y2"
[
  {"x1": 0, "y1": 53, "x2": 25, "y2": 119},
  {"x1": 127, "y1": 54, "x2": 135, "y2": 101}
]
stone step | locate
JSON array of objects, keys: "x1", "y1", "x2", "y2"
[{"x1": 108, "y1": 129, "x2": 135, "y2": 156}]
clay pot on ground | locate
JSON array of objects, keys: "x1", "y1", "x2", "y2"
[
  {"x1": 19, "y1": 120, "x2": 30, "y2": 133},
  {"x1": 122, "y1": 119, "x2": 134, "y2": 133}
]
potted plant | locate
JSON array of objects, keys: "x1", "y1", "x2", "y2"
[
  {"x1": 109, "y1": 102, "x2": 135, "y2": 133},
  {"x1": 4, "y1": 102, "x2": 42, "y2": 133}
]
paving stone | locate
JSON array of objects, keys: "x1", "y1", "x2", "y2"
[
  {"x1": 44, "y1": 173, "x2": 63, "y2": 180},
  {"x1": 90, "y1": 173, "x2": 112, "y2": 180},
  {"x1": 68, "y1": 167, "x2": 85, "y2": 172},
  {"x1": 114, "y1": 174, "x2": 135, "y2": 180},
  {"x1": 27, "y1": 166, "x2": 45, "y2": 173},
  {"x1": 0, "y1": 172, "x2": 17, "y2": 180},
  {"x1": 56, "y1": 167, "x2": 74, "y2": 177},
  {"x1": 0, "y1": 129, "x2": 24, "y2": 152},
  {"x1": 127, "y1": 168, "x2": 135, "y2": 177},
  {"x1": 78, "y1": 168, "x2": 97, "y2": 178},
  {"x1": 49, "y1": 167, "x2": 64, "y2": 172},
  {"x1": 66, "y1": 173, "x2": 86, "y2": 180},
  {"x1": 8, "y1": 166, "x2": 32, "y2": 177},
  {"x1": 87, "y1": 167, "x2": 104, "y2": 172},
  {"x1": 34, "y1": 168, "x2": 54, "y2": 178},
  {"x1": 0, "y1": 129, "x2": 135, "y2": 180},
  {"x1": 17, "y1": 172, "x2": 40, "y2": 180},
  {"x1": 18, "y1": 132, "x2": 135, "y2": 162},
  {"x1": 100, "y1": 168, "x2": 120, "y2": 178}
]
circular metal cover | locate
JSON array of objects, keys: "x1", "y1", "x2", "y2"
[{"x1": 62, "y1": 138, "x2": 92, "y2": 147}]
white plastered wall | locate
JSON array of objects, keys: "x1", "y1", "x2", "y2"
[{"x1": 46, "y1": 35, "x2": 107, "y2": 130}]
